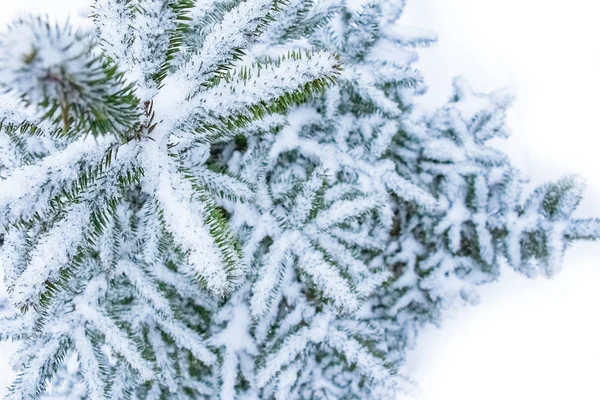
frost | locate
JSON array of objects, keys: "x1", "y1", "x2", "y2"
[{"x1": 0, "y1": 0, "x2": 597, "y2": 399}]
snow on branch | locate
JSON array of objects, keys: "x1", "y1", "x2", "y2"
[{"x1": 0, "y1": 16, "x2": 140, "y2": 136}]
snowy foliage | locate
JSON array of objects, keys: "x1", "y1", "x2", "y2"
[{"x1": 0, "y1": 0, "x2": 598, "y2": 399}]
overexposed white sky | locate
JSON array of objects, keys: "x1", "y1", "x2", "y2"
[{"x1": 0, "y1": 1, "x2": 599, "y2": 399}]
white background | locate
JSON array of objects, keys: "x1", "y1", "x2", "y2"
[{"x1": 0, "y1": 1, "x2": 599, "y2": 399}]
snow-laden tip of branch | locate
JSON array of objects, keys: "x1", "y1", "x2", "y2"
[
  {"x1": 0, "y1": 16, "x2": 93, "y2": 105},
  {"x1": 73, "y1": 326, "x2": 106, "y2": 399},
  {"x1": 295, "y1": 237, "x2": 360, "y2": 314},
  {"x1": 250, "y1": 232, "x2": 297, "y2": 318},
  {"x1": 255, "y1": 325, "x2": 311, "y2": 388},
  {"x1": 76, "y1": 302, "x2": 154, "y2": 381},
  {"x1": 156, "y1": 317, "x2": 217, "y2": 367},
  {"x1": 156, "y1": 167, "x2": 241, "y2": 296},
  {"x1": 384, "y1": 24, "x2": 438, "y2": 48},
  {"x1": 10, "y1": 203, "x2": 91, "y2": 308},
  {"x1": 147, "y1": 326, "x2": 178, "y2": 393},
  {"x1": 326, "y1": 327, "x2": 394, "y2": 386},
  {"x1": 0, "y1": 16, "x2": 140, "y2": 136},
  {"x1": 256, "y1": 313, "x2": 331, "y2": 388},
  {"x1": 168, "y1": 0, "x2": 276, "y2": 90},
  {"x1": 5, "y1": 336, "x2": 70, "y2": 400},
  {"x1": 285, "y1": 166, "x2": 328, "y2": 228},
  {"x1": 314, "y1": 196, "x2": 381, "y2": 230},
  {"x1": 565, "y1": 218, "x2": 600, "y2": 241},
  {"x1": 0, "y1": 136, "x2": 115, "y2": 226},
  {"x1": 117, "y1": 260, "x2": 173, "y2": 319},
  {"x1": 199, "y1": 51, "x2": 339, "y2": 118},
  {"x1": 384, "y1": 172, "x2": 438, "y2": 211}
]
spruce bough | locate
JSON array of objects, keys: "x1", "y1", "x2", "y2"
[{"x1": 0, "y1": 1, "x2": 597, "y2": 399}]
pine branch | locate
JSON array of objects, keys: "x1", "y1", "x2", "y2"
[{"x1": 0, "y1": 17, "x2": 141, "y2": 137}]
